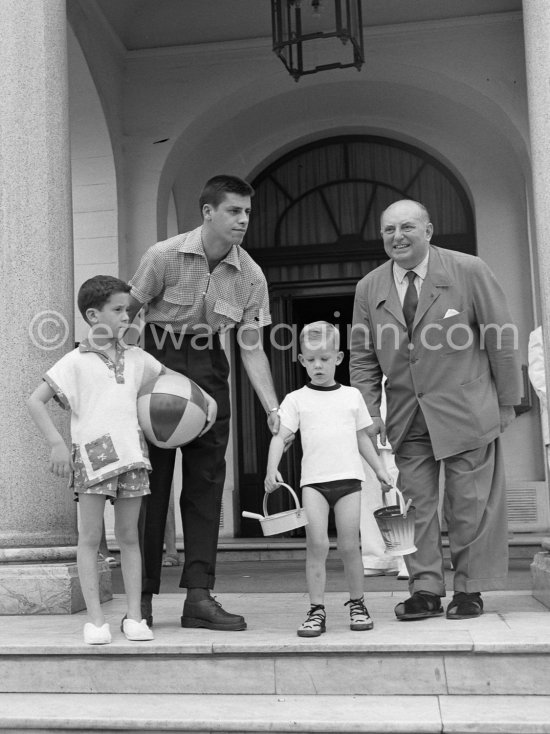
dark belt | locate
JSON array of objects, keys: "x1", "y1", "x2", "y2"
[{"x1": 146, "y1": 323, "x2": 222, "y2": 348}]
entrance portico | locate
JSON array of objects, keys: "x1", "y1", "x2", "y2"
[{"x1": 1, "y1": 0, "x2": 550, "y2": 614}]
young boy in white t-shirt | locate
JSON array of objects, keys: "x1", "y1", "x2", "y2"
[
  {"x1": 265, "y1": 321, "x2": 393, "y2": 637},
  {"x1": 27, "y1": 276, "x2": 176, "y2": 644}
]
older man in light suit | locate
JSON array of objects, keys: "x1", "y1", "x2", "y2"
[{"x1": 350, "y1": 200, "x2": 521, "y2": 620}]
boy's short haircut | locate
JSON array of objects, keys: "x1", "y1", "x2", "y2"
[
  {"x1": 77, "y1": 275, "x2": 131, "y2": 323},
  {"x1": 299, "y1": 321, "x2": 340, "y2": 351},
  {"x1": 199, "y1": 175, "x2": 255, "y2": 213}
]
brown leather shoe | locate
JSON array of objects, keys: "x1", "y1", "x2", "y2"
[{"x1": 181, "y1": 595, "x2": 247, "y2": 630}]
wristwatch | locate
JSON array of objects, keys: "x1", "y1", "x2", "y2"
[{"x1": 267, "y1": 407, "x2": 279, "y2": 415}]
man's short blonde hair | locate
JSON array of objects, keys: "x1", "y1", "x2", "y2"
[{"x1": 299, "y1": 321, "x2": 340, "y2": 351}]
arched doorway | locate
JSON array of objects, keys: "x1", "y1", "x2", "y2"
[{"x1": 238, "y1": 135, "x2": 476, "y2": 536}]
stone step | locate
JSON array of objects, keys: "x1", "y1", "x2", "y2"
[
  {"x1": 0, "y1": 693, "x2": 549, "y2": 733},
  {"x1": 106, "y1": 534, "x2": 547, "y2": 562},
  {"x1": 1, "y1": 592, "x2": 549, "y2": 697}
]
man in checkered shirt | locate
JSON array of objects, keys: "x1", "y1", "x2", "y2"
[{"x1": 128, "y1": 175, "x2": 281, "y2": 631}]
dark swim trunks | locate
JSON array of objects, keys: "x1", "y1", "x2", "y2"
[{"x1": 303, "y1": 478, "x2": 362, "y2": 508}]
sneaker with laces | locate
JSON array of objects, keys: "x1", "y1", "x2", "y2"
[
  {"x1": 345, "y1": 596, "x2": 374, "y2": 631},
  {"x1": 297, "y1": 604, "x2": 326, "y2": 637}
]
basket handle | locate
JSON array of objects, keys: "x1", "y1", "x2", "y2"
[
  {"x1": 263, "y1": 482, "x2": 302, "y2": 518},
  {"x1": 382, "y1": 486, "x2": 409, "y2": 515}
]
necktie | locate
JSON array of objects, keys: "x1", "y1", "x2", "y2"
[{"x1": 402, "y1": 270, "x2": 418, "y2": 338}]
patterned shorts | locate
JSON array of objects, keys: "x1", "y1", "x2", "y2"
[{"x1": 73, "y1": 467, "x2": 151, "y2": 504}]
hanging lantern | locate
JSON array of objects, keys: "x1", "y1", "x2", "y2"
[{"x1": 271, "y1": 0, "x2": 365, "y2": 82}]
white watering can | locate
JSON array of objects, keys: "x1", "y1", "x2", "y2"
[{"x1": 242, "y1": 483, "x2": 308, "y2": 536}]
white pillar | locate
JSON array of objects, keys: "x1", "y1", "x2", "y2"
[
  {"x1": 0, "y1": 0, "x2": 110, "y2": 613},
  {"x1": 523, "y1": 0, "x2": 550, "y2": 606}
]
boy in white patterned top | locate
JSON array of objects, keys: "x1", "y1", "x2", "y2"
[
  {"x1": 27, "y1": 276, "x2": 213, "y2": 644},
  {"x1": 265, "y1": 321, "x2": 393, "y2": 637}
]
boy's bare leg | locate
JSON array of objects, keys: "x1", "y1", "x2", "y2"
[
  {"x1": 115, "y1": 496, "x2": 143, "y2": 622},
  {"x1": 302, "y1": 487, "x2": 330, "y2": 605},
  {"x1": 77, "y1": 494, "x2": 108, "y2": 626},
  {"x1": 334, "y1": 492, "x2": 364, "y2": 600}
]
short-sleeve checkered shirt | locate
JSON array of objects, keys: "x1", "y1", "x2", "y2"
[{"x1": 129, "y1": 226, "x2": 272, "y2": 333}]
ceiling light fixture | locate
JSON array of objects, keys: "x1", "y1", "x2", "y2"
[{"x1": 271, "y1": 0, "x2": 365, "y2": 82}]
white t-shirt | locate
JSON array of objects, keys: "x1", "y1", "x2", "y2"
[
  {"x1": 45, "y1": 342, "x2": 164, "y2": 487},
  {"x1": 278, "y1": 383, "x2": 373, "y2": 487}
]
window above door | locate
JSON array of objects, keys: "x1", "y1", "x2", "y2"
[{"x1": 246, "y1": 135, "x2": 476, "y2": 272}]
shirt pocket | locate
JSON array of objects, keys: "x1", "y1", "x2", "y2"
[
  {"x1": 214, "y1": 299, "x2": 244, "y2": 326},
  {"x1": 84, "y1": 434, "x2": 119, "y2": 471},
  {"x1": 437, "y1": 309, "x2": 472, "y2": 354},
  {"x1": 158, "y1": 286, "x2": 196, "y2": 323}
]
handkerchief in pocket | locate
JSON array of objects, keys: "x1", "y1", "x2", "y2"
[{"x1": 444, "y1": 308, "x2": 460, "y2": 318}]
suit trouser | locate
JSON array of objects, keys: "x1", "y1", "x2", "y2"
[
  {"x1": 141, "y1": 325, "x2": 231, "y2": 594},
  {"x1": 394, "y1": 408, "x2": 508, "y2": 597}
]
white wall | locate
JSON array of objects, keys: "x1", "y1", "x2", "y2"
[{"x1": 68, "y1": 27, "x2": 118, "y2": 342}]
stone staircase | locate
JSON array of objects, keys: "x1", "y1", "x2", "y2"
[{"x1": 1, "y1": 588, "x2": 550, "y2": 732}]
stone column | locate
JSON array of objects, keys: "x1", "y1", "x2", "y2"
[
  {"x1": 523, "y1": 0, "x2": 550, "y2": 607},
  {"x1": 0, "y1": 0, "x2": 110, "y2": 613}
]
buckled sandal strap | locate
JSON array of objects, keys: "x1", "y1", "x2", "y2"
[{"x1": 446, "y1": 592, "x2": 483, "y2": 619}]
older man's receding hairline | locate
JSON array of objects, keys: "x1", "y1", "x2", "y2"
[{"x1": 381, "y1": 199, "x2": 431, "y2": 226}]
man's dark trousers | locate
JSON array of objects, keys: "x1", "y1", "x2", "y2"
[{"x1": 141, "y1": 324, "x2": 231, "y2": 594}]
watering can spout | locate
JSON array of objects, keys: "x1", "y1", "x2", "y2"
[{"x1": 242, "y1": 511, "x2": 265, "y2": 521}]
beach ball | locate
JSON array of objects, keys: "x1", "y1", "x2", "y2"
[{"x1": 137, "y1": 372, "x2": 216, "y2": 448}]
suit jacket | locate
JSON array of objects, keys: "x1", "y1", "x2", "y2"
[{"x1": 350, "y1": 245, "x2": 522, "y2": 460}]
